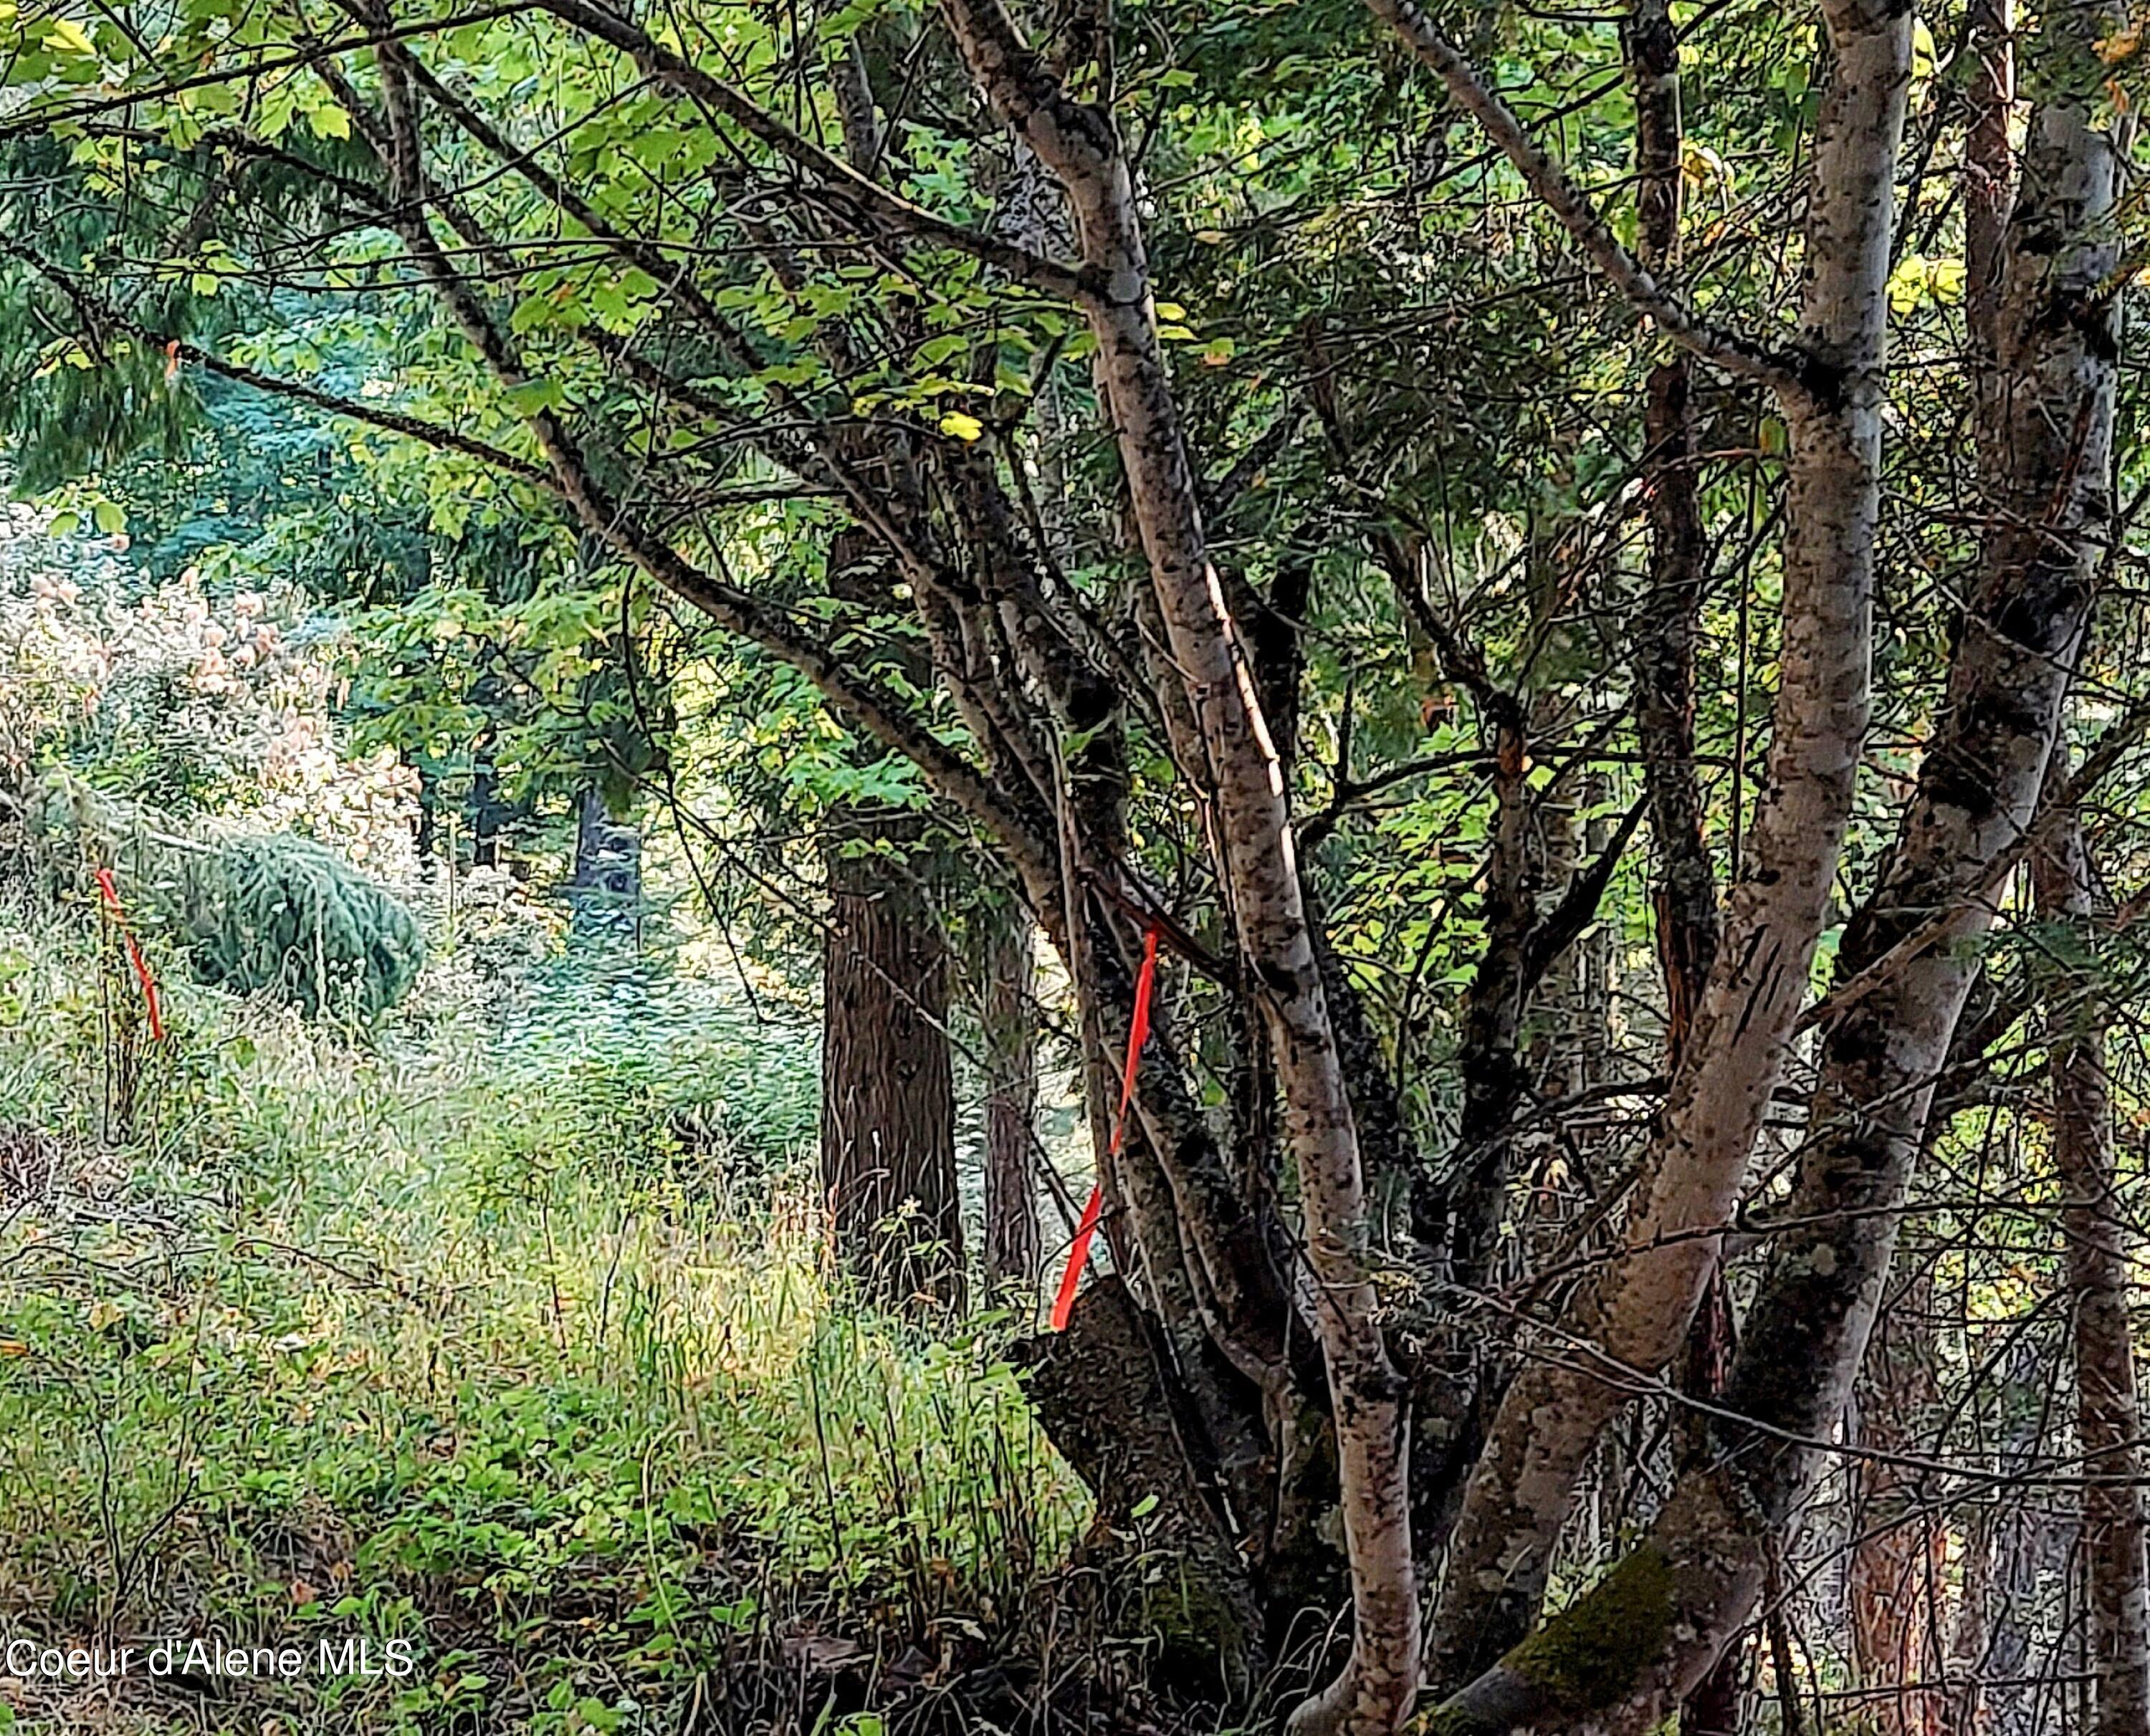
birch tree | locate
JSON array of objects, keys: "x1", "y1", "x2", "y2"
[{"x1": 4, "y1": 1, "x2": 2148, "y2": 1732}]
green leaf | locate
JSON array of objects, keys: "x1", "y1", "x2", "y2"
[
  {"x1": 48, "y1": 510, "x2": 81, "y2": 537},
  {"x1": 307, "y1": 101, "x2": 352, "y2": 140},
  {"x1": 92, "y1": 499, "x2": 125, "y2": 534},
  {"x1": 505, "y1": 379, "x2": 566, "y2": 415}
]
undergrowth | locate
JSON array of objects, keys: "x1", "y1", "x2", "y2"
[{"x1": 0, "y1": 899, "x2": 1103, "y2": 1735}]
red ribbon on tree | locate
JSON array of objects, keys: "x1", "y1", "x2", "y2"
[
  {"x1": 1050, "y1": 924, "x2": 1160, "y2": 1332},
  {"x1": 92, "y1": 866, "x2": 165, "y2": 1042}
]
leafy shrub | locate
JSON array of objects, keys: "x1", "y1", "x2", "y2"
[{"x1": 1, "y1": 519, "x2": 423, "y2": 884}]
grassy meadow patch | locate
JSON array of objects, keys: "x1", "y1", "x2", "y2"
[{"x1": 0, "y1": 908, "x2": 1089, "y2": 1735}]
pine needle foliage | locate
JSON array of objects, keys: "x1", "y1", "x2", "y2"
[
  {"x1": 34, "y1": 777, "x2": 425, "y2": 1024},
  {"x1": 183, "y1": 834, "x2": 424, "y2": 1022}
]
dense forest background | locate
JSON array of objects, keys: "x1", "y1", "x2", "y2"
[{"x1": 1, "y1": 0, "x2": 2149, "y2": 1732}]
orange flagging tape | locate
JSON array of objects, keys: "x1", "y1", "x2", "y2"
[
  {"x1": 92, "y1": 866, "x2": 164, "y2": 1042},
  {"x1": 1050, "y1": 925, "x2": 1159, "y2": 1331}
]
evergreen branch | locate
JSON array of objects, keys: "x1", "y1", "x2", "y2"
[{"x1": 3, "y1": 241, "x2": 546, "y2": 481}]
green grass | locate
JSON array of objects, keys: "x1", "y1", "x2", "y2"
[{"x1": 0, "y1": 903, "x2": 1087, "y2": 1735}]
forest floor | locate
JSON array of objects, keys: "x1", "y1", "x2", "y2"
[{"x1": 0, "y1": 898, "x2": 1212, "y2": 1736}]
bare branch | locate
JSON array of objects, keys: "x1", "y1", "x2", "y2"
[
  {"x1": 1366, "y1": 0, "x2": 1809, "y2": 394},
  {"x1": 532, "y1": 0, "x2": 1096, "y2": 305}
]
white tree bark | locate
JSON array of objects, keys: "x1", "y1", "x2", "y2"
[
  {"x1": 936, "y1": 6, "x2": 1416, "y2": 1730},
  {"x1": 1397, "y1": 0, "x2": 1911, "y2": 1681},
  {"x1": 1414, "y1": 0, "x2": 2118, "y2": 1717}
]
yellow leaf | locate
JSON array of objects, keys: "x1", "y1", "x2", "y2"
[
  {"x1": 43, "y1": 16, "x2": 95, "y2": 55},
  {"x1": 1680, "y1": 140, "x2": 1727, "y2": 188},
  {"x1": 937, "y1": 411, "x2": 985, "y2": 443}
]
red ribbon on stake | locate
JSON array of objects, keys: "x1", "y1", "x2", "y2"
[
  {"x1": 1050, "y1": 924, "x2": 1160, "y2": 1331},
  {"x1": 92, "y1": 865, "x2": 165, "y2": 1042}
]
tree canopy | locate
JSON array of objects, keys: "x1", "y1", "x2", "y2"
[{"x1": 6, "y1": 0, "x2": 2150, "y2": 1730}]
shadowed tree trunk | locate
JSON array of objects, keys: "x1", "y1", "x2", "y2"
[
  {"x1": 1848, "y1": 1275, "x2": 1947, "y2": 1736},
  {"x1": 981, "y1": 902, "x2": 1041, "y2": 1294},
  {"x1": 822, "y1": 811, "x2": 965, "y2": 1313},
  {"x1": 1618, "y1": 0, "x2": 1739, "y2": 1725},
  {"x1": 469, "y1": 749, "x2": 505, "y2": 867},
  {"x1": 2034, "y1": 795, "x2": 2150, "y2": 1736},
  {"x1": 1941, "y1": 1508, "x2": 1995, "y2": 1736},
  {"x1": 794, "y1": 44, "x2": 967, "y2": 1318},
  {"x1": 1853, "y1": 989, "x2": 2010, "y2": 1736},
  {"x1": 570, "y1": 783, "x2": 641, "y2": 926}
]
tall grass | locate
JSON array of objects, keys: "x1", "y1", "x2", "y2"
[{"x1": 0, "y1": 901, "x2": 1087, "y2": 1734}]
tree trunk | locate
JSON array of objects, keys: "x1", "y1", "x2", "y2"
[
  {"x1": 941, "y1": 10, "x2": 1415, "y2": 1729},
  {"x1": 1848, "y1": 1276, "x2": 1947, "y2": 1736},
  {"x1": 1937, "y1": 21, "x2": 2013, "y2": 1734},
  {"x1": 570, "y1": 782, "x2": 641, "y2": 926},
  {"x1": 981, "y1": 902, "x2": 1041, "y2": 1294},
  {"x1": 1620, "y1": 6, "x2": 1741, "y2": 1727},
  {"x1": 1417, "y1": 0, "x2": 2115, "y2": 1716},
  {"x1": 2034, "y1": 797, "x2": 2150, "y2": 1736},
  {"x1": 1853, "y1": 999, "x2": 2007, "y2": 1736},
  {"x1": 1940, "y1": 1507, "x2": 1995, "y2": 1736},
  {"x1": 1012, "y1": 1274, "x2": 1264, "y2": 1689},
  {"x1": 821, "y1": 812, "x2": 965, "y2": 1313},
  {"x1": 1963, "y1": 0, "x2": 2014, "y2": 365},
  {"x1": 1420, "y1": 0, "x2": 1908, "y2": 1677},
  {"x1": 1676, "y1": 1267, "x2": 1742, "y2": 1736},
  {"x1": 469, "y1": 750, "x2": 503, "y2": 867}
]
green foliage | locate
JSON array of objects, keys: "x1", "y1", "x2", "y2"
[
  {"x1": 186, "y1": 833, "x2": 425, "y2": 1022},
  {"x1": 0, "y1": 903, "x2": 1081, "y2": 1735},
  {"x1": 457, "y1": 951, "x2": 821, "y2": 1200}
]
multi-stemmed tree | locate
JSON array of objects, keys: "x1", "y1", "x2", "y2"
[{"x1": 4, "y1": 0, "x2": 2146, "y2": 1730}]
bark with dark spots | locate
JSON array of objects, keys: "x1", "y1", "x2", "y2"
[
  {"x1": 1621, "y1": 7, "x2": 1738, "y2": 1725},
  {"x1": 1421, "y1": 0, "x2": 1910, "y2": 1672},
  {"x1": 981, "y1": 904, "x2": 1041, "y2": 1293},
  {"x1": 1418, "y1": 13, "x2": 2116, "y2": 1720},
  {"x1": 939, "y1": 8, "x2": 1418, "y2": 1730}
]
